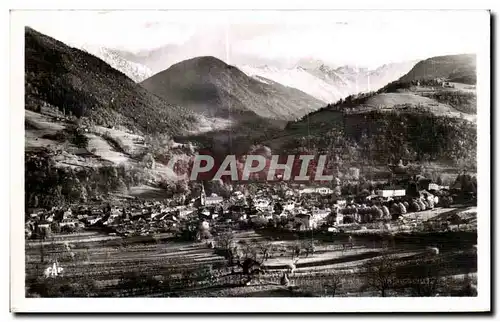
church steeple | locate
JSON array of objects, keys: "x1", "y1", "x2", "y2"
[{"x1": 200, "y1": 182, "x2": 206, "y2": 207}]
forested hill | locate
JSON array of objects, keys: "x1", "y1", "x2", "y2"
[
  {"x1": 398, "y1": 54, "x2": 476, "y2": 85},
  {"x1": 141, "y1": 56, "x2": 324, "y2": 121},
  {"x1": 25, "y1": 27, "x2": 198, "y2": 135},
  {"x1": 266, "y1": 54, "x2": 477, "y2": 171}
]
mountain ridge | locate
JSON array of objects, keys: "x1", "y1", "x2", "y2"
[
  {"x1": 141, "y1": 55, "x2": 324, "y2": 121},
  {"x1": 240, "y1": 60, "x2": 418, "y2": 104}
]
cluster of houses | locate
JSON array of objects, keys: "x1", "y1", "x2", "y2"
[
  {"x1": 25, "y1": 172, "x2": 476, "y2": 239},
  {"x1": 26, "y1": 199, "x2": 200, "y2": 239}
]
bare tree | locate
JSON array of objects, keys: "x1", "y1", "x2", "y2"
[
  {"x1": 363, "y1": 252, "x2": 398, "y2": 297},
  {"x1": 213, "y1": 229, "x2": 275, "y2": 286},
  {"x1": 458, "y1": 273, "x2": 477, "y2": 296},
  {"x1": 257, "y1": 241, "x2": 272, "y2": 262},
  {"x1": 231, "y1": 241, "x2": 272, "y2": 285},
  {"x1": 292, "y1": 243, "x2": 301, "y2": 260},
  {"x1": 302, "y1": 240, "x2": 315, "y2": 258},
  {"x1": 215, "y1": 230, "x2": 235, "y2": 255},
  {"x1": 405, "y1": 258, "x2": 445, "y2": 297},
  {"x1": 325, "y1": 273, "x2": 343, "y2": 297}
]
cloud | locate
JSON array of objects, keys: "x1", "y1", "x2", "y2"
[
  {"x1": 21, "y1": 10, "x2": 486, "y2": 68},
  {"x1": 22, "y1": 11, "x2": 197, "y2": 51}
]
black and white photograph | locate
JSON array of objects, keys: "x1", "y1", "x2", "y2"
[{"x1": 9, "y1": 8, "x2": 491, "y2": 313}]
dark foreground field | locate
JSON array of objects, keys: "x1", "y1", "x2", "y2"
[{"x1": 25, "y1": 227, "x2": 477, "y2": 297}]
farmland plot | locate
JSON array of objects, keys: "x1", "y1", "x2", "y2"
[{"x1": 25, "y1": 227, "x2": 477, "y2": 297}]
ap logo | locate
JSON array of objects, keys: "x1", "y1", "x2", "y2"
[{"x1": 44, "y1": 262, "x2": 64, "y2": 278}]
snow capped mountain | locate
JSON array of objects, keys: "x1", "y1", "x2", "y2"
[
  {"x1": 76, "y1": 44, "x2": 153, "y2": 82},
  {"x1": 240, "y1": 65, "x2": 346, "y2": 104},
  {"x1": 240, "y1": 60, "x2": 417, "y2": 104}
]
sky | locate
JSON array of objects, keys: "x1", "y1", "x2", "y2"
[{"x1": 20, "y1": 10, "x2": 487, "y2": 69}]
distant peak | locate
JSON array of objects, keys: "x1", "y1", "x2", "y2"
[
  {"x1": 174, "y1": 56, "x2": 228, "y2": 68},
  {"x1": 293, "y1": 58, "x2": 327, "y2": 70},
  {"x1": 318, "y1": 64, "x2": 333, "y2": 73}
]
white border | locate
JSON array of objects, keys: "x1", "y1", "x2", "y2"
[{"x1": 9, "y1": 5, "x2": 491, "y2": 314}]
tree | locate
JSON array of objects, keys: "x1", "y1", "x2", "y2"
[
  {"x1": 292, "y1": 243, "x2": 301, "y2": 260},
  {"x1": 302, "y1": 240, "x2": 315, "y2": 258},
  {"x1": 226, "y1": 240, "x2": 271, "y2": 285},
  {"x1": 273, "y1": 201, "x2": 284, "y2": 215},
  {"x1": 458, "y1": 273, "x2": 477, "y2": 296},
  {"x1": 363, "y1": 252, "x2": 398, "y2": 297},
  {"x1": 448, "y1": 214, "x2": 466, "y2": 230},
  {"x1": 196, "y1": 226, "x2": 212, "y2": 241},
  {"x1": 61, "y1": 225, "x2": 76, "y2": 234},
  {"x1": 50, "y1": 222, "x2": 61, "y2": 234},
  {"x1": 250, "y1": 216, "x2": 268, "y2": 229},
  {"x1": 404, "y1": 257, "x2": 447, "y2": 297},
  {"x1": 325, "y1": 273, "x2": 343, "y2": 297},
  {"x1": 215, "y1": 230, "x2": 235, "y2": 256},
  {"x1": 257, "y1": 241, "x2": 272, "y2": 262}
]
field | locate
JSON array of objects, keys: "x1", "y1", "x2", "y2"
[{"x1": 25, "y1": 207, "x2": 477, "y2": 297}]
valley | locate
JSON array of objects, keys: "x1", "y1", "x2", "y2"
[{"x1": 23, "y1": 27, "x2": 479, "y2": 299}]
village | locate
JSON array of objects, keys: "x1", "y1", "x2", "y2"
[{"x1": 25, "y1": 170, "x2": 477, "y2": 243}]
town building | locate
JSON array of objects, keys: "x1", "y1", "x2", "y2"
[
  {"x1": 199, "y1": 184, "x2": 224, "y2": 206},
  {"x1": 299, "y1": 187, "x2": 334, "y2": 195},
  {"x1": 283, "y1": 200, "x2": 295, "y2": 211},
  {"x1": 376, "y1": 187, "x2": 406, "y2": 198}
]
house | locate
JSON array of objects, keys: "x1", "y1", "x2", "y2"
[
  {"x1": 255, "y1": 198, "x2": 271, "y2": 209},
  {"x1": 150, "y1": 212, "x2": 161, "y2": 220},
  {"x1": 376, "y1": 187, "x2": 406, "y2": 198},
  {"x1": 37, "y1": 222, "x2": 51, "y2": 235},
  {"x1": 283, "y1": 201, "x2": 295, "y2": 211},
  {"x1": 178, "y1": 207, "x2": 196, "y2": 218},
  {"x1": 198, "y1": 183, "x2": 224, "y2": 206},
  {"x1": 232, "y1": 191, "x2": 245, "y2": 200},
  {"x1": 60, "y1": 218, "x2": 78, "y2": 228},
  {"x1": 299, "y1": 187, "x2": 316, "y2": 195},
  {"x1": 86, "y1": 216, "x2": 102, "y2": 225},
  {"x1": 295, "y1": 214, "x2": 314, "y2": 230},
  {"x1": 110, "y1": 207, "x2": 122, "y2": 218},
  {"x1": 311, "y1": 208, "x2": 331, "y2": 226},
  {"x1": 62, "y1": 208, "x2": 73, "y2": 219},
  {"x1": 299, "y1": 187, "x2": 333, "y2": 195},
  {"x1": 262, "y1": 212, "x2": 274, "y2": 221},
  {"x1": 335, "y1": 213, "x2": 344, "y2": 225},
  {"x1": 316, "y1": 187, "x2": 333, "y2": 195},
  {"x1": 201, "y1": 208, "x2": 211, "y2": 217},
  {"x1": 427, "y1": 183, "x2": 448, "y2": 192},
  {"x1": 91, "y1": 208, "x2": 104, "y2": 217},
  {"x1": 38, "y1": 222, "x2": 50, "y2": 230},
  {"x1": 336, "y1": 199, "x2": 347, "y2": 207},
  {"x1": 29, "y1": 212, "x2": 42, "y2": 219},
  {"x1": 295, "y1": 208, "x2": 331, "y2": 231},
  {"x1": 206, "y1": 195, "x2": 224, "y2": 206}
]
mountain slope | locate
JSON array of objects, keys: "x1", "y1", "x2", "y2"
[
  {"x1": 25, "y1": 27, "x2": 197, "y2": 135},
  {"x1": 265, "y1": 54, "x2": 477, "y2": 171},
  {"x1": 398, "y1": 54, "x2": 476, "y2": 84},
  {"x1": 240, "y1": 61, "x2": 417, "y2": 104},
  {"x1": 140, "y1": 56, "x2": 324, "y2": 121}
]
